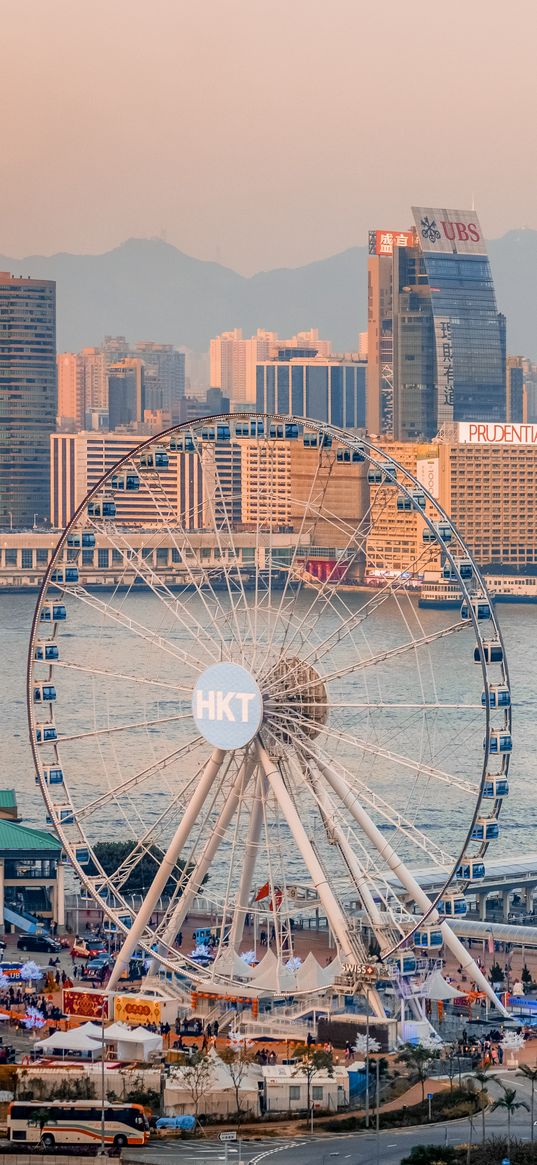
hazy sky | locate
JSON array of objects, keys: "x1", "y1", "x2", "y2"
[{"x1": 3, "y1": 0, "x2": 537, "y2": 274}]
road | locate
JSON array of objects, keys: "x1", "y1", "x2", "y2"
[{"x1": 125, "y1": 1071, "x2": 537, "y2": 1165}]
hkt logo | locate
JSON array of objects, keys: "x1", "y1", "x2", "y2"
[
  {"x1": 195, "y1": 689, "x2": 257, "y2": 723},
  {"x1": 192, "y1": 662, "x2": 263, "y2": 749}
]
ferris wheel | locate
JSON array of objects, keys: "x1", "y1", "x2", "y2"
[{"x1": 28, "y1": 416, "x2": 512, "y2": 1017}]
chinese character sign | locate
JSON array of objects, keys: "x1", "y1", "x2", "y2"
[
  {"x1": 435, "y1": 317, "x2": 455, "y2": 425},
  {"x1": 373, "y1": 229, "x2": 414, "y2": 255}
]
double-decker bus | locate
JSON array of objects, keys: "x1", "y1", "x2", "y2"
[{"x1": 7, "y1": 1100, "x2": 150, "y2": 1150}]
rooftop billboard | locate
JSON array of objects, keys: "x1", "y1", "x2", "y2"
[
  {"x1": 412, "y1": 207, "x2": 486, "y2": 256},
  {"x1": 458, "y1": 422, "x2": 537, "y2": 445},
  {"x1": 368, "y1": 229, "x2": 414, "y2": 256}
]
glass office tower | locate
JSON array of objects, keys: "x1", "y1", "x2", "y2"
[
  {"x1": 0, "y1": 273, "x2": 56, "y2": 527},
  {"x1": 256, "y1": 352, "x2": 366, "y2": 429}
]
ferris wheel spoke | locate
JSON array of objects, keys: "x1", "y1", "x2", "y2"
[
  {"x1": 53, "y1": 659, "x2": 192, "y2": 695},
  {"x1": 106, "y1": 752, "x2": 223, "y2": 891},
  {"x1": 54, "y1": 581, "x2": 204, "y2": 674},
  {"x1": 99, "y1": 524, "x2": 225, "y2": 665},
  {"x1": 188, "y1": 432, "x2": 248, "y2": 659},
  {"x1": 107, "y1": 745, "x2": 226, "y2": 991},
  {"x1": 266, "y1": 707, "x2": 477, "y2": 797},
  {"x1": 228, "y1": 768, "x2": 267, "y2": 951},
  {"x1": 297, "y1": 735, "x2": 453, "y2": 864},
  {"x1": 264, "y1": 618, "x2": 470, "y2": 702},
  {"x1": 259, "y1": 446, "x2": 336, "y2": 670},
  {"x1": 69, "y1": 737, "x2": 204, "y2": 824},
  {"x1": 126, "y1": 456, "x2": 236, "y2": 658},
  {"x1": 58, "y1": 709, "x2": 191, "y2": 744},
  {"x1": 269, "y1": 483, "x2": 395, "y2": 665}
]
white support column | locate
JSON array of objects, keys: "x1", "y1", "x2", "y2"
[
  {"x1": 316, "y1": 753, "x2": 509, "y2": 1018},
  {"x1": 257, "y1": 744, "x2": 356, "y2": 966},
  {"x1": 228, "y1": 769, "x2": 266, "y2": 952},
  {"x1": 157, "y1": 754, "x2": 254, "y2": 952},
  {"x1": 108, "y1": 747, "x2": 225, "y2": 991},
  {"x1": 55, "y1": 862, "x2": 65, "y2": 931}
]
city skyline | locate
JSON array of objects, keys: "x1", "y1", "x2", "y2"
[{"x1": 3, "y1": 0, "x2": 537, "y2": 274}]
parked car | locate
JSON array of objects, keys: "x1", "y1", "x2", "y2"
[
  {"x1": 17, "y1": 934, "x2": 61, "y2": 954},
  {"x1": 80, "y1": 954, "x2": 113, "y2": 979}
]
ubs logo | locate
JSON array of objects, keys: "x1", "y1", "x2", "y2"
[
  {"x1": 192, "y1": 662, "x2": 263, "y2": 749},
  {"x1": 420, "y1": 216, "x2": 441, "y2": 243}
]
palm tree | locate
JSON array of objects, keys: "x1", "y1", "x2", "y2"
[
  {"x1": 473, "y1": 1069, "x2": 492, "y2": 1145},
  {"x1": 395, "y1": 1043, "x2": 439, "y2": 1106},
  {"x1": 518, "y1": 1063, "x2": 537, "y2": 1141},
  {"x1": 490, "y1": 1082, "x2": 529, "y2": 1154}
]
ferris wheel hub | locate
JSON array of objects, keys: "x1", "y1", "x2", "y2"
[{"x1": 192, "y1": 661, "x2": 263, "y2": 748}]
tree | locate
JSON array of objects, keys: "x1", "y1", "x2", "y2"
[
  {"x1": 179, "y1": 1051, "x2": 214, "y2": 1122},
  {"x1": 473, "y1": 1069, "x2": 491, "y2": 1145},
  {"x1": 401, "y1": 1146, "x2": 457, "y2": 1165},
  {"x1": 292, "y1": 1044, "x2": 333, "y2": 1119},
  {"x1": 519, "y1": 1063, "x2": 537, "y2": 1142},
  {"x1": 395, "y1": 1043, "x2": 440, "y2": 1107},
  {"x1": 490, "y1": 1082, "x2": 529, "y2": 1155},
  {"x1": 489, "y1": 961, "x2": 504, "y2": 986},
  {"x1": 522, "y1": 963, "x2": 533, "y2": 989},
  {"x1": 219, "y1": 1046, "x2": 254, "y2": 1125},
  {"x1": 87, "y1": 840, "x2": 202, "y2": 896}
]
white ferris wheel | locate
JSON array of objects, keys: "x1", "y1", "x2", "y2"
[{"x1": 27, "y1": 416, "x2": 512, "y2": 1021}]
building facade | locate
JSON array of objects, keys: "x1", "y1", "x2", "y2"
[
  {"x1": 108, "y1": 358, "x2": 145, "y2": 429},
  {"x1": 367, "y1": 209, "x2": 506, "y2": 442},
  {"x1": 133, "y1": 342, "x2": 185, "y2": 419},
  {"x1": 0, "y1": 272, "x2": 56, "y2": 528},
  {"x1": 210, "y1": 329, "x2": 332, "y2": 404},
  {"x1": 256, "y1": 355, "x2": 366, "y2": 428}
]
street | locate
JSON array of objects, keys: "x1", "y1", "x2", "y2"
[{"x1": 125, "y1": 1070, "x2": 537, "y2": 1165}]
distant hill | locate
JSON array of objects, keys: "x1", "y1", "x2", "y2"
[{"x1": 1, "y1": 230, "x2": 536, "y2": 356}]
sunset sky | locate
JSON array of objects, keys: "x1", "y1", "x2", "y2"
[{"x1": 3, "y1": 0, "x2": 536, "y2": 273}]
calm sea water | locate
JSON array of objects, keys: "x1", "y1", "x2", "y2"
[{"x1": 3, "y1": 590, "x2": 537, "y2": 888}]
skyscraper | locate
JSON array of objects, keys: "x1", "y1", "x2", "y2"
[
  {"x1": 0, "y1": 272, "x2": 56, "y2": 527},
  {"x1": 107, "y1": 358, "x2": 145, "y2": 429},
  {"x1": 256, "y1": 353, "x2": 366, "y2": 428},
  {"x1": 367, "y1": 209, "x2": 506, "y2": 441},
  {"x1": 211, "y1": 328, "x2": 332, "y2": 404},
  {"x1": 57, "y1": 353, "x2": 85, "y2": 429},
  {"x1": 133, "y1": 342, "x2": 185, "y2": 419}
]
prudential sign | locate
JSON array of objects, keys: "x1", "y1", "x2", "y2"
[{"x1": 192, "y1": 662, "x2": 263, "y2": 749}]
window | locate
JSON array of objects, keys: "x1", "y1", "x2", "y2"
[
  {"x1": 36, "y1": 548, "x2": 49, "y2": 564},
  {"x1": 98, "y1": 549, "x2": 109, "y2": 569},
  {"x1": 82, "y1": 550, "x2": 94, "y2": 566},
  {"x1": 312, "y1": 1086, "x2": 323, "y2": 1101},
  {"x1": 112, "y1": 549, "x2": 122, "y2": 564},
  {"x1": 156, "y1": 548, "x2": 168, "y2": 564},
  {"x1": 5, "y1": 549, "x2": 17, "y2": 566},
  {"x1": 21, "y1": 549, "x2": 33, "y2": 569},
  {"x1": 171, "y1": 548, "x2": 181, "y2": 563},
  {"x1": 289, "y1": 1086, "x2": 300, "y2": 1101}
]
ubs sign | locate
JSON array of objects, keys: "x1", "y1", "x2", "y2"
[
  {"x1": 192, "y1": 662, "x2": 263, "y2": 749},
  {"x1": 412, "y1": 206, "x2": 486, "y2": 256}
]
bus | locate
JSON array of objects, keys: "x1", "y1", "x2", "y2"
[{"x1": 7, "y1": 1100, "x2": 150, "y2": 1150}]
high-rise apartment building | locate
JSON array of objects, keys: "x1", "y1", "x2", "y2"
[
  {"x1": 210, "y1": 328, "x2": 332, "y2": 404},
  {"x1": 133, "y1": 342, "x2": 185, "y2": 419},
  {"x1": 256, "y1": 353, "x2": 366, "y2": 428},
  {"x1": 57, "y1": 353, "x2": 85, "y2": 429},
  {"x1": 0, "y1": 272, "x2": 56, "y2": 527},
  {"x1": 367, "y1": 209, "x2": 506, "y2": 441},
  {"x1": 506, "y1": 356, "x2": 524, "y2": 422}
]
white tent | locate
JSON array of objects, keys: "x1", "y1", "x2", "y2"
[
  {"x1": 250, "y1": 949, "x2": 278, "y2": 980},
  {"x1": 414, "y1": 970, "x2": 467, "y2": 1001},
  {"x1": 103, "y1": 1022, "x2": 162, "y2": 1061},
  {"x1": 318, "y1": 955, "x2": 342, "y2": 988},
  {"x1": 77, "y1": 1022, "x2": 104, "y2": 1038},
  {"x1": 211, "y1": 949, "x2": 256, "y2": 980},
  {"x1": 252, "y1": 958, "x2": 297, "y2": 993},
  {"x1": 296, "y1": 953, "x2": 326, "y2": 992},
  {"x1": 34, "y1": 1028, "x2": 102, "y2": 1059}
]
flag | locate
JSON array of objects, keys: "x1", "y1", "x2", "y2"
[
  {"x1": 255, "y1": 882, "x2": 270, "y2": 902},
  {"x1": 269, "y1": 889, "x2": 283, "y2": 912}
]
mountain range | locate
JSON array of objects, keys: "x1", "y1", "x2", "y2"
[{"x1": 1, "y1": 230, "x2": 537, "y2": 356}]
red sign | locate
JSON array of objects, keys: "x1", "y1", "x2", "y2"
[
  {"x1": 374, "y1": 230, "x2": 414, "y2": 256},
  {"x1": 63, "y1": 988, "x2": 108, "y2": 1020}
]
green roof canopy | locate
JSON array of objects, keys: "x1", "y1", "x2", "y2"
[
  {"x1": 0, "y1": 790, "x2": 17, "y2": 809},
  {"x1": 0, "y1": 819, "x2": 61, "y2": 857}
]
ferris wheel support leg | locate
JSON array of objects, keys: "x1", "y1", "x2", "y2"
[
  {"x1": 315, "y1": 754, "x2": 510, "y2": 1019},
  {"x1": 257, "y1": 742, "x2": 377, "y2": 998},
  {"x1": 228, "y1": 768, "x2": 267, "y2": 953},
  {"x1": 107, "y1": 747, "x2": 226, "y2": 992},
  {"x1": 155, "y1": 753, "x2": 256, "y2": 957},
  {"x1": 302, "y1": 758, "x2": 387, "y2": 943}
]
